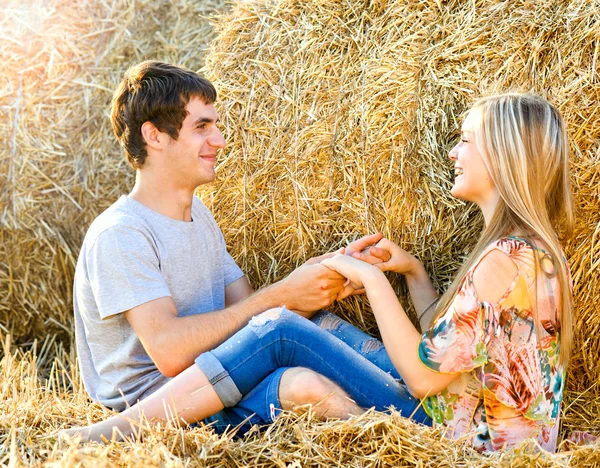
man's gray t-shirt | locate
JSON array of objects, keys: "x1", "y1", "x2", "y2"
[{"x1": 74, "y1": 195, "x2": 244, "y2": 411}]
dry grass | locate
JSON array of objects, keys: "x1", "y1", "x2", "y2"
[
  {"x1": 201, "y1": 0, "x2": 600, "y2": 432},
  {"x1": 1, "y1": 0, "x2": 600, "y2": 465},
  {"x1": 1, "y1": 337, "x2": 600, "y2": 467},
  {"x1": 0, "y1": 0, "x2": 224, "y2": 343}
]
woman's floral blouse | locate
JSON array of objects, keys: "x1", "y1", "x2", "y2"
[{"x1": 418, "y1": 237, "x2": 569, "y2": 452}]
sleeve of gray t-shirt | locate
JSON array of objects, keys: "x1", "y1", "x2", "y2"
[
  {"x1": 195, "y1": 198, "x2": 244, "y2": 287},
  {"x1": 223, "y1": 248, "x2": 243, "y2": 286},
  {"x1": 87, "y1": 225, "x2": 172, "y2": 319}
]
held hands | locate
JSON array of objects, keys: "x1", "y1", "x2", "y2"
[
  {"x1": 290, "y1": 233, "x2": 423, "y2": 308},
  {"x1": 281, "y1": 262, "x2": 346, "y2": 317},
  {"x1": 320, "y1": 254, "x2": 380, "y2": 292},
  {"x1": 350, "y1": 236, "x2": 422, "y2": 277},
  {"x1": 283, "y1": 238, "x2": 386, "y2": 312},
  {"x1": 298, "y1": 233, "x2": 392, "y2": 300},
  {"x1": 331, "y1": 233, "x2": 423, "y2": 300}
]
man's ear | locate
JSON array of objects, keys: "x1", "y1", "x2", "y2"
[{"x1": 141, "y1": 121, "x2": 168, "y2": 150}]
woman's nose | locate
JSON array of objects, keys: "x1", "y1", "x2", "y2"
[{"x1": 448, "y1": 143, "x2": 458, "y2": 161}]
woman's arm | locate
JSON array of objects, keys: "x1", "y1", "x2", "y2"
[
  {"x1": 324, "y1": 248, "x2": 520, "y2": 399},
  {"x1": 405, "y1": 265, "x2": 439, "y2": 330},
  {"x1": 322, "y1": 254, "x2": 458, "y2": 398},
  {"x1": 350, "y1": 238, "x2": 439, "y2": 330}
]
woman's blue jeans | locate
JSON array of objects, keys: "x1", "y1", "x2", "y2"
[{"x1": 195, "y1": 307, "x2": 431, "y2": 433}]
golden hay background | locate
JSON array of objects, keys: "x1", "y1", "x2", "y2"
[
  {"x1": 200, "y1": 0, "x2": 600, "y2": 399},
  {"x1": 0, "y1": 0, "x2": 223, "y2": 343},
  {"x1": 1, "y1": 0, "x2": 600, "y2": 465}
]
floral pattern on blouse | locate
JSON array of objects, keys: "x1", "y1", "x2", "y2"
[{"x1": 418, "y1": 237, "x2": 568, "y2": 452}]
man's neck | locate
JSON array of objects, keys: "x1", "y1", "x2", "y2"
[{"x1": 128, "y1": 171, "x2": 196, "y2": 222}]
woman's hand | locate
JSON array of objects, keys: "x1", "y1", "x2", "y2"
[
  {"x1": 351, "y1": 238, "x2": 422, "y2": 276},
  {"x1": 304, "y1": 247, "x2": 345, "y2": 265},
  {"x1": 344, "y1": 233, "x2": 390, "y2": 264},
  {"x1": 321, "y1": 254, "x2": 383, "y2": 300}
]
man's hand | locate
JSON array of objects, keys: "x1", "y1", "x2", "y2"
[{"x1": 279, "y1": 263, "x2": 346, "y2": 317}]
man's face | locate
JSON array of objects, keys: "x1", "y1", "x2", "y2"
[{"x1": 165, "y1": 97, "x2": 226, "y2": 188}]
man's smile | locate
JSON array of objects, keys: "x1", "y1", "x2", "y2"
[{"x1": 199, "y1": 154, "x2": 217, "y2": 163}]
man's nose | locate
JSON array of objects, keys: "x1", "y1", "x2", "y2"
[{"x1": 209, "y1": 128, "x2": 226, "y2": 148}]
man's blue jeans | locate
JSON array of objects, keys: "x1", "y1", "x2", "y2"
[{"x1": 196, "y1": 307, "x2": 432, "y2": 434}]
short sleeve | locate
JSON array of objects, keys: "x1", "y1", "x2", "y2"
[
  {"x1": 193, "y1": 196, "x2": 243, "y2": 287},
  {"x1": 86, "y1": 226, "x2": 172, "y2": 319},
  {"x1": 222, "y1": 248, "x2": 244, "y2": 286},
  {"x1": 418, "y1": 280, "x2": 491, "y2": 374}
]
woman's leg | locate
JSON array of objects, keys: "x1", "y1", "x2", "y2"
[{"x1": 310, "y1": 311, "x2": 401, "y2": 379}]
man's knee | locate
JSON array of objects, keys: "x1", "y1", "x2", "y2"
[
  {"x1": 247, "y1": 307, "x2": 309, "y2": 341},
  {"x1": 279, "y1": 367, "x2": 340, "y2": 408},
  {"x1": 249, "y1": 307, "x2": 285, "y2": 326}
]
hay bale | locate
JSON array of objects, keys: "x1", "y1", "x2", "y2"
[
  {"x1": 200, "y1": 0, "x2": 434, "y2": 333},
  {"x1": 0, "y1": 0, "x2": 225, "y2": 344},
  {"x1": 0, "y1": 340, "x2": 599, "y2": 467},
  {"x1": 1, "y1": 0, "x2": 599, "y2": 462},
  {"x1": 200, "y1": 0, "x2": 600, "y2": 427}
]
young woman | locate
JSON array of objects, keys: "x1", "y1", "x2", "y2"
[{"x1": 63, "y1": 93, "x2": 573, "y2": 453}]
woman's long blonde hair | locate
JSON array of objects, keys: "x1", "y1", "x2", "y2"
[{"x1": 430, "y1": 93, "x2": 574, "y2": 366}]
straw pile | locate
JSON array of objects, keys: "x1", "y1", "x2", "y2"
[
  {"x1": 1, "y1": 0, "x2": 600, "y2": 465},
  {"x1": 1, "y1": 338, "x2": 599, "y2": 466},
  {"x1": 0, "y1": 0, "x2": 224, "y2": 343},
  {"x1": 200, "y1": 0, "x2": 600, "y2": 422}
]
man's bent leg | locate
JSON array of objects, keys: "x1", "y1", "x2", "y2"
[
  {"x1": 279, "y1": 367, "x2": 364, "y2": 419},
  {"x1": 196, "y1": 307, "x2": 430, "y2": 425}
]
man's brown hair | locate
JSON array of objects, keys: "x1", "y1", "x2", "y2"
[{"x1": 111, "y1": 61, "x2": 217, "y2": 168}]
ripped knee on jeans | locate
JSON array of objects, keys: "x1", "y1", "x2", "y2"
[
  {"x1": 249, "y1": 307, "x2": 284, "y2": 326},
  {"x1": 360, "y1": 338, "x2": 384, "y2": 354},
  {"x1": 313, "y1": 312, "x2": 344, "y2": 331}
]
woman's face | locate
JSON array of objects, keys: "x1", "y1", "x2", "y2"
[{"x1": 448, "y1": 108, "x2": 498, "y2": 209}]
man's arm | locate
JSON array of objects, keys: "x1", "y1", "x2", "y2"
[
  {"x1": 225, "y1": 276, "x2": 254, "y2": 306},
  {"x1": 125, "y1": 262, "x2": 345, "y2": 377}
]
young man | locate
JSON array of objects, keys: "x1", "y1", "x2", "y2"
[{"x1": 74, "y1": 61, "x2": 381, "y2": 437}]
